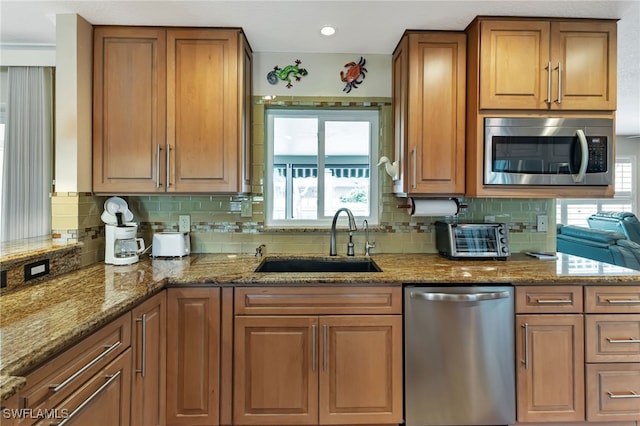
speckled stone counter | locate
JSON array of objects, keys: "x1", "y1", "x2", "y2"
[{"x1": 1, "y1": 252, "x2": 639, "y2": 400}]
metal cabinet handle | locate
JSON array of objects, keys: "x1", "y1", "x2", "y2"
[
  {"x1": 555, "y1": 62, "x2": 562, "y2": 104},
  {"x1": 606, "y1": 299, "x2": 640, "y2": 304},
  {"x1": 165, "y1": 144, "x2": 171, "y2": 188},
  {"x1": 607, "y1": 337, "x2": 640, "y2": 344},
  {"x1": 546, "y1": 61, "x2": 552, "y2": 105},
  {"x1": 311, "y1": 324, "x2": 317, "y2": 372},
  {"x1": 322, "y1": 325, "x2": 328, "y2": 371},
  {"x1": 607, "y1": 391, "x2": 640, "y2": 399},
  {"x1": 49, "y1": 341, "x2": 121, "y2": 393},
  {"x1": 51, "y1": 371, "x2": 122, "y2": 426},
  {"x1": 535, "y1": 298, "x2": 573, "y2": 304},
  {"x1": 521, "y1": 323, "x2": 529, "y2": 369},
  {"x1": 411, "y1": 147, "x2": 417, "y2": 189},
  {"x1": 156, "y1": 144, "x2": 162, "y2": 188},
  {"x1": 135, "y1": 314, "x2": 147, "y2": 377}
]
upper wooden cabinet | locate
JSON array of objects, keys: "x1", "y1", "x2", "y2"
[
  {"x1": 392, "y1": 31, "x2": 466, "y2": 196},
  {"x1": 93, "y1": 27, "x2": 252, "y2": 194},
  {"x1": 475, "y1": 18, "x2": 617, "y2": 111}
]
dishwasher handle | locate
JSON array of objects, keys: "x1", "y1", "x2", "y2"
[{"x1": 410, "y1": 290, "x2": 511, "y2": 302}]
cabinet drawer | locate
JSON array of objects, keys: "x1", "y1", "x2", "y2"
[
  {"x1": 585, "y1": 287, "x2": 640, "y2": 313},
  {"x1": 234, "y1": 286, "x2": 402, "y2": 315},
  {"x1": 516, "y1": 286, "x2": 583, "y2": 313},
  {"x1": 17, "y1": 312, "x2": 131, "y2": 421},
  {"x1": 586, "y1": 363, "x2": 640, "y2": 422},
  {"x1": 586, "y1": 314, "x2": 640, "y2": 363}
]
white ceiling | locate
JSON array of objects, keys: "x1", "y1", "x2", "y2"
[{"x1": 1, "y1": 0, "x2": 639, "y2": 136}]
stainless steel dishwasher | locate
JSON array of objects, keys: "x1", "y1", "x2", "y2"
[{"x1": 404, "y1": 285, "x2": 515, "y2": 426}]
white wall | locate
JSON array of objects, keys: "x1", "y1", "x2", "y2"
[
  {"x1": 54, "y1": 14, "x2": 93, "y2": 193},
  {"x1": 253, "y1": 52, "x2": 391, "y2": 97},
  {"x1": 0, "y1": 46, "x2": 55, "y2": 67}
]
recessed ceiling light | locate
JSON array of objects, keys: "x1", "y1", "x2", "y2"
[{"x1": 320, "y1": 26, "x2": 336, "y2": 36}]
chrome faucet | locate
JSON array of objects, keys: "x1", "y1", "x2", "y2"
[
  {"x1": 255, "y1": 244, "x2": 266, "y2": 257},
  {"x1": 329, "y1": 208, "x2": 357, "y2": 256},
  {"x1": 363, "y1": 220, "x2": 376, "y2": 256}
]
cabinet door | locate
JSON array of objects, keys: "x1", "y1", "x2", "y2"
[
  {"x1": 167, "y1": 29, "x2": 241, "y2": 193},
  {"x1": 131, "y1": 291, "x2": 166, "y2": 426},
  {"x1": 516, "y1": 314, "x2": 585, "y2": 422},
  {"x1": 391, "y1": 34, "x2": 409, "y2": 196},
  {"x1": 406, "y1": 33, "x2": 466, "y2": 195},
  {"x1": 479, "y1": 20, "x2": 550, "y2": 109},
  {"x1": 234, "y1": 316, "x2": 318, "y2": 425},
  {"x1": 166, "y1": 288, "x2": 220, "y2": 426},
  {"x1": 50, "y1": 349, "x2": 132, "y2": 426},
  {"x1": 93, "y1": 27, "x2": 167, "y2": 193},
  {"x1": 239, "y1": 33, "x2": 253, "y2": 194},
  {"x1": 319, "y1": 315, "x2": 403, "y2": 425},
  {"x1": 551, "y1": 21, "x2": 617, "y2": 110}
]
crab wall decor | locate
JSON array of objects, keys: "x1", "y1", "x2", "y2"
[
  {"x1": 340, "y1": 56, "x2": 367, "y2": 93},
  {"x1": 267, "y1": 59, "x2": 308, "y2": 88}
]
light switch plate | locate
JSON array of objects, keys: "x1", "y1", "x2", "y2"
[
  {"x1": 178, "y1": 215, "x2": 190, "y2": 233},
  {"x1": 537, "y1": 214, "x2": 548, "y2": 232},
  {"x1": 241, "y1": 200, "x2": 253, "y2": 218}
]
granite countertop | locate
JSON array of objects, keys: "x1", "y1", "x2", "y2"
[{"x1": 1, "y1": 252, "x2": 639, "y2": 400}]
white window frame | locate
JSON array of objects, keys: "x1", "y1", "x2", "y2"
[
  {"x1": 265, "y1": 108, "x2": 380, "y2": 227},
  {"x1": 556, "y1": 155, "x2": 637, "y2": 226}
]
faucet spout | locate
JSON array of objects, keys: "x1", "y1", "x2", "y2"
[{"x1": 329, "y1": 208, "x2": 357, "y2": 256}]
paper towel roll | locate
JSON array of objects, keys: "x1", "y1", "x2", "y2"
[{"x1": 409, "y1": 198, "x2": 459, "y2": 217}]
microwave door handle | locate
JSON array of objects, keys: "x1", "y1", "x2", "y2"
[{"x1": 572, "y1": 129, "x2": 588, "y2": 183}]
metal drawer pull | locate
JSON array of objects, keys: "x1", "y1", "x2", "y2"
[
  {"x1": 535, "y1": 299, "x2": 573, "y2": 304},
  {"x1": 49, "y1": 341, "x2": 121, "y2": 393},
  {"x1": 607, "y1": 337, "x2": 640, "y2": 344},
  {"x1": 135, "y1": 314, "x2": 147, "y2": 377},
  {"x1": 607, "y1": 391, "x2": 640, "y2": 399},
  {"x1": 51, "y1": 371, "x2": 122, "y2": 426},
  {"x1": 545, "y1": 61, "x2": 552, "y2": 105},
  {"x1": 606, "y1": 299, "x2": 640, "y2": 304}
]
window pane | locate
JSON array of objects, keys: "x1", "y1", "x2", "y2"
[
  {"x1": 272, "y1": 117, "x2": 318, "y2": 220},
  {"x1": 614, "y1": 161, "x2": 633, "y2": 194},
  {"x1": 324, "y1": 121, "x2": 370, "y2": 216},
  {"x1": 566, "y1": 204, "x2": 598, "y2": 226}
]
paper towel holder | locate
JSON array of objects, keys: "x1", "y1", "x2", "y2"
[{"x1": 397, "y1": 197, "x2": 467, "y2": 215}]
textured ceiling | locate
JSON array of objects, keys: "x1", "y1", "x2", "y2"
[{"x1": 1, "y1": 0, "x2": 639, "y2": 135}]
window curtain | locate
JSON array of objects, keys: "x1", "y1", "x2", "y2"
[{"x1": 0, "y1": 66, "x2": 53, "y2": 242}]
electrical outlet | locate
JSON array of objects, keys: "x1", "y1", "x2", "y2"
[
  {"x1": 178, "y1": 215, "x2": 191, "y2": 233},
  {"x1": 241, "y1": 200, "x2": 253, "y2": 218},
  {"x1": 537, "y1": 214, "x2": 548, "y2": 232}
]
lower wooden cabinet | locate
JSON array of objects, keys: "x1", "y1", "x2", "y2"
[
  {"x1": 233, "y1": 286, "x2": 403, "y2": 426},
  {"x1": 131, "y1": 291, "x2": 166, "y2": 426},
  {"x1": 51, "y1": 349, "x2": 132, "y2": 426},
  {"x1": 166, "y1": 287, "x2": 221, "y2": 426},
  {"x1": 516, "y1": 314, "x2": 585, "y2": 422},
  {"x1": 9, "y1": 313, "x2": 132, "y2": 426}
]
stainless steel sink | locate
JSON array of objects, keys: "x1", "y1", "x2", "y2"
[{"x1": 255, "y1": 257, "x2": 382, "y2": 273}]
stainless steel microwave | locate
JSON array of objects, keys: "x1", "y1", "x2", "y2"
[{"x1": 484, "y1": 118, "x2": 614, "y2": 186}]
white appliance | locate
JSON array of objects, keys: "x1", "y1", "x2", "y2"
[
  {"x1": 152, "y1": 232, "x2": 190, "y2": 258},
  {"x1": 105, "y1": 224, "x2": 146, "y2": 265},
  {"x1": 102, "y1": 196, "x2": 145, "y2": 265}
]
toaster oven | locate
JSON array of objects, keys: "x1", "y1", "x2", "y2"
[{"x1": 435, "y1": 221, "x2": 510, "y2": 260}]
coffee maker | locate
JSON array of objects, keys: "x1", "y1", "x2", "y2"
[{"x1": 105, "y1": 223, "x2": 146, "y2": 265}]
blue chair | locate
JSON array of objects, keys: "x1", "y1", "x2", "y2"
[
  {"x1": 587, "y1": 211, "x2": 640, "y2": 244},
  {"x1": 556, "y1": 225, "x2": 640, "y2": 270}
]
